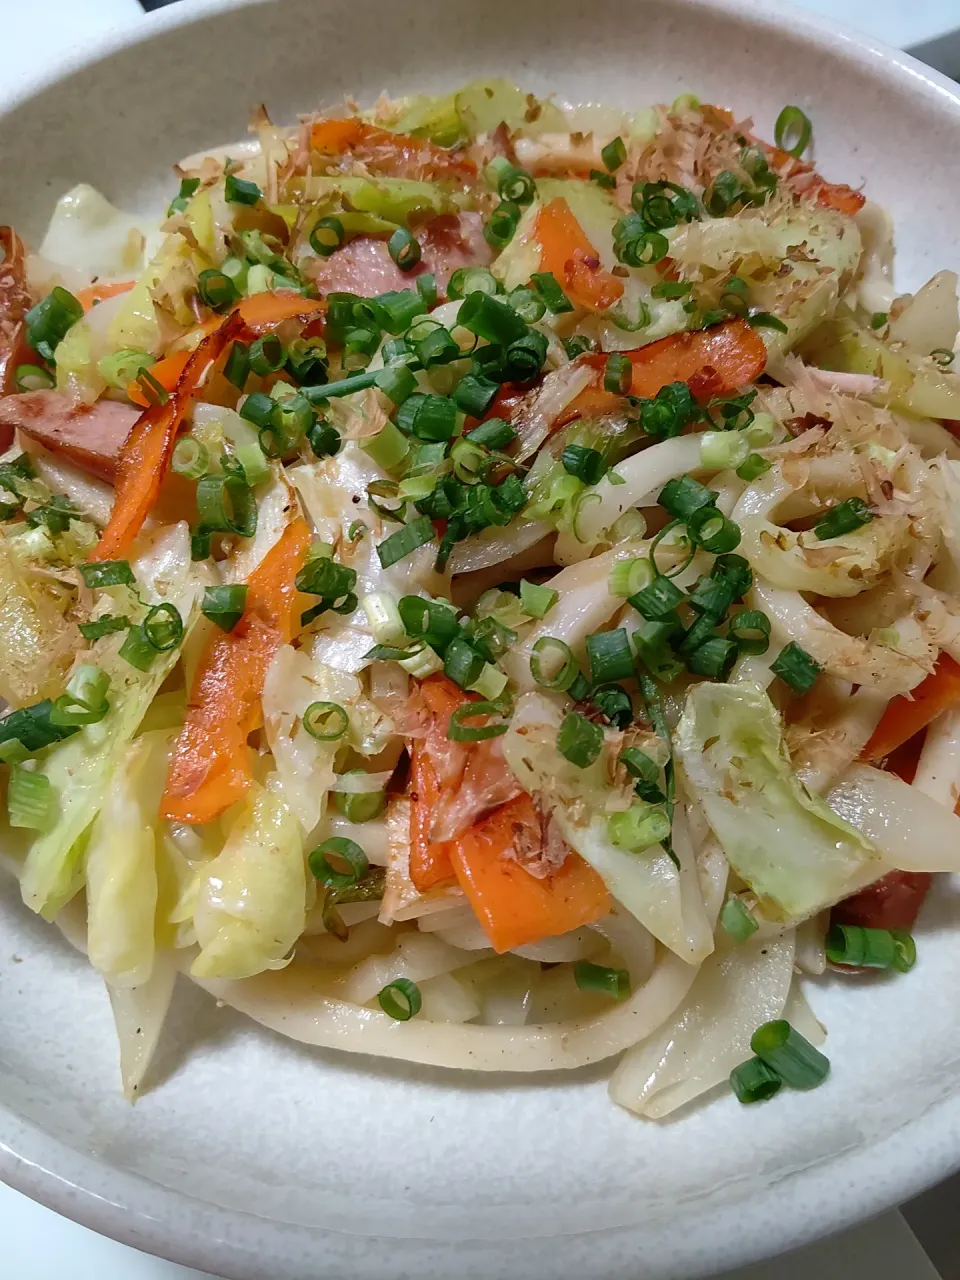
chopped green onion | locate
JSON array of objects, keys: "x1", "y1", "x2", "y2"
[
  {"x1": 468, "y1": 662, "x2": 508, "y2": 701},
  {"x1": 771, "y1": 641, "x2": 822, "y2": 695},
  {"x1": 529, "y1": 636, "x2": 578, "y2": 691},
  {"x1": 309, "y1": 216, "x2": 346, "y2": 257},
  {"x1": 484, "y1": 200, "x2": 521, "y2": 249},
  {"x1": 96, "y1": 349, "x2": 154, "y2": 390},
  {"x1": 508, "y1": 286, "x2": 547, "y2": 324},
  {"x1": 248, "y1": 334, "x2": 286, "y2": 376},
  {"x1": 224, "y1": 341, "x2": 250, "y2": 389},
  {"x1": 306, "y1": 420, "x2": 342, "y2": 459},
  {"x1": 590, "y1": 683, "x2": 632, "y2": 729},
  {"x1": 573, "y1": 960, "x2": 629, "y2": 1000},
  {"x1": 49, "y1": 663, "x2": 110, "y2": 727},
  {"x1": 167, "y1": 176, "x2": 201, "y2": 217},
  {"x1": 562, "y1": 444, "x2": 607, "y2": 485},
  {"x1": 498, "y1": 167, "x2": 536, "y2": 205},
  {"x1": 191, "y1": 527, "x2": 212, "y2": 560},
  {"x1": 687, "y1": 507, "x2": 741, "y2": 553},
  {"x1": 378, "y1": 977, "x2": 422, "y2": 1021},
  {"x1": 443, "y1": 636, "x2": 485, "y2": 690},
  {"x1": 225, "y1": 173, "x2": 261, "y2": 204},
  {"x1": 590, "y1": 169, "x2": 617, "y2": 189},
  {"x1": 870, "y1": 311, "x2": 888, "y2": 330},
  {"x1": 133, "y1": 368, "x2": 169, "y2": 407},
  {"x1": 465, "y1": 416, "x2": 516, "y2": 450},
  {"x1": 586, "y1": 628, "x2": 634, "y2": 684},
  {"x1": 143, "y1": 602, "x2": 183, "y2": 652},
  {"x1": 720, "y1": 894, "x2": 759, "y2": 942},
  {"x1": 362, "y1": 592, "x2": 405, "y2": 646},
  {"x1": 414, "y1": 395, "x2": 459, "y2": 442},
  {"x1": 518, "y1": 578, "x2": 557, "y2": 619},
  {"x1": 601, "y1": 135, "x2": 627, "y2": 171},
  {"x1": 372, "y1": 363, "x2": 417, "y2": 407},
  {"x1": 658, "y1": 475, "x2": 718, "y2": 522},
  {"x1": 332, "y1": 773, "x2": 387, "y2": 823},
  {"x1": 628, "y1": 575, "x2": 685, "y2": 621},
  {"x1": 604, "y1": 353, "x2": 632, "y2": 396},
  {"x1": 607, "y1": 801, "x2": 671, "y2": 851},
  {"x1": 416, "y1": 273, "x2": 437, "y2": 307},
  {"x1": 458, "y1": 292, "x2": 528, "y2": 345},
  {"x1": 398, "y1": 595, "x2": 459, "y2": 651},
  {"x1": 238, "y1": 391, "x2": 276, "y2": 429},
  {"x1": 447, "y1": 700, "x2": 510, "y2": 742},
  {"x1": 448, "y1": 267, "x2": 500, "y2": 300},
  {"x1": 387, "y1": 227, "x2": 421, "y2": 271},
  {"x1": 618, "y1": 747, "x2": 665, "y2": 802},
  {"x1": 712, "y1": 553, "x2": 753, "y2": 599},
  {"x1": 729, "y1": 1056, "x2": 783, "y2": 1105},
  {"x1": 609, "y1": 557, "x2": 654, "y2": 598},
  {"x1": 24, "y1": 286, "x2": 83, "y2": 362},
  {"x1": 750, "y1": 1020, "x2": 830, "y2": 1090},
  {"x1": 504, "y1": 329, "x2": 548, "y2": 381},
  {"x1": 736, "y1": 453, "x2": 771, "y2": 482},
  {"x1": 530, "y1": 271, "x2": 574, "y2": 314},
  {"x1": 362, "y1": 421, "x2": 410, "y2": 474},
  {"x1": 728, "y1": 609, "x2": 771, "y2": 656},
  {"x1": 308, "y1": 835, "x2": 368, "y2": 889},
  {"x1": 557, "y1": 711, "x2": 604, "y2": 769},
  {"x1": 235, "y1": 441, "x2": 271, "y2": 485},
  {"x1": 774, "y1": 105, "x2": 813, "y2": 157},
  {"x1": 686, "y1": 635, "x2": 738, "y2": 680},
  {"x1": 171, "y1": 436, "x2": 209, "y2": 480},
  {"x1": 748, "y1": 311, "x2": 788, "y2": 333},
  {"x1": 813, "y1": 497, "x2": 873, "y2": 540},
  {"x1": 376, "y1": 516, "x2": 436, "y2": 569},
  {"x1": 826, "y1": 922, "x2": 916, "y2": 972},
  {"x1": 197, "y1": 268, "x2": 239, "y2": 311},
  {"x1": 201, "y1": 583, "x2": 248, "y2": 633},
  {"x1": 303, "y1": 701, "x2": 349, "y2": 741},
  {"x1": 78, "y1": 614, "x2": 130, "y2": 642},
  {"x1": 196, "y1": 473, "x2": 257, "y2": 537},
  {"x1": 14, "y1": 363, "x2": 56, "y2": 391},
  {"x1": 449, "y1": 438, "x2": 485, "y2": 484},
  {"x1": 7, "y1": 766, "x2": 55, "y2": 830},
  {"x1": 119, "y1": 623, "x2": 157, "y2": 671}
]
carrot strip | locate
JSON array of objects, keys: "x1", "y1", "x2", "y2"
[
  {"x1": 75, "y1": 280, "x2": 135, "y2": 312},
  {"x1": 564, "y1": 317, "x2": 767, "y2": 423},
  {"x1": 450, "y1": 794, "x2": 610, "y2": 953},
  {"x1": 161, "y1": 517, "x2": 310, "y2": 824},
  {"x1": 92, "y1": 295, "x2": 328, "y2": 560},
  {"x1": 309, "y1": 119, "x2": 475, "y2": 178},
  {"x1": 533, "y1": 198, "x2": 624, "y2": 312},
  {"x1": 90, "y1": 311, "x2": 245, "y2": 561},
  {"x1": 126, "y1": 349, "x2": 192, "y2": 407},
  {"x1": 408, "y1": 674, "x2": 478, "y2": 891},
  {"x1": 862, "y1": 653, "x2": 960, "y2": 762},
  {"x1": 409, "y1": 743, "x2": 457, "y2": 891}
]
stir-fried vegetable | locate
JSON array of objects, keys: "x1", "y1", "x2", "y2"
[{"x1": 2, "y1": 76, "x2": 955, "y2": 1117}]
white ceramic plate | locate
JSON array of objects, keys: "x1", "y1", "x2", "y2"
[{"x1": 2, "y1": 2, "x2": 960, "y2": 1277}]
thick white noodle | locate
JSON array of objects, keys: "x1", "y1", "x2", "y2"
[
  {"x1": 913, "y1": 707, "x2": 960, "y2": 810},
  {"x1": 448, "y1": 520, "x2": 551, "y2": 576},
  {"x1": 107, "y1": 953, "x2": 178, "y2": 1102},
  {"x1": 575, "y1": 436, "x2": 704, "y2": 544},
  {"x1": 827, "y1": 762, "x2": 960, "y2": 872},
  {"x1": 795, "y1": 685, "x2": 888, "y2": 794},
  {"x1": 609, "y1": 930, "x2": 796, "y2": 1118}
]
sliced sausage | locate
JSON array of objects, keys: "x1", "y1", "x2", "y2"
[
  {"x1": 832, "y1": 870, "x2": 932, "y2": 933},
  {"x1": 0, "y1": 391, "x2": 140, "y2": 482}
]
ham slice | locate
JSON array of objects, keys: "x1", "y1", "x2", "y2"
[
  {"x1": 311, "y1": 212, "x2": 491, "y2": 297},
  {"x1": 0, "y1": 391, "x2": 139, "y2": 481}
]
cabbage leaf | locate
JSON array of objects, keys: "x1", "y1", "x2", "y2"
[{"x1": 676, "y1": 682, "x2": 883, "y2": 918}]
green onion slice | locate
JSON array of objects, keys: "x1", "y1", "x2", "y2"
[
  {"x1": 201, "y1": 584, "x2": 248, "y2": 633},
  {"x1": 302, "y1": 700, "x2": 349, "y2": 741},
  {"x1": 388, "y1": 227, "x2": 421, "y2": 271},
  {"x1": 556, "y1": 710, "x2": 604, "y2": 768},
  {"x1": 720, "y1": 894, "x2": 759, "y2": 942},
  {"x1": 573, "y1": 960, "x2": 630, "y2": 1000},
  {"x1": 750, "y1": 1019, "x2": 830, "y2": 1090},
  {"x1": 530, "y1": 636, "x2": 578, "y2": 691},
  {"x1": 771, "y1": 641, "x2": 821, "y2": 695},
  {"x1": 308, "y1": 836, "x2": 368, "y2": 889},
  {"x1": 729, "y1": 1056, "x2": 783, "y2": 1105},
  {"x1": 447, "y1": 700, "x2": 510, "y2": 742},
  {"x1": 773, "y1": 105, "x2": 813, "y2": 157},
  {"x1": 143, "y1": 603, "x2": 183, "y2": 652},
  {"x1": 376, "y1": 516, "x2": 436, "y2": 570},
  {"x1": 378, "y1": 977, "x2": 422, "y2": 1021},
  {"x1": 80, "y1": 560, "x2": 135, "y2": 590}
]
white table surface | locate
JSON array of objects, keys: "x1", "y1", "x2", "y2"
[{"x1": 1, "y1": 1, "x2": 958, "y2": 1277}]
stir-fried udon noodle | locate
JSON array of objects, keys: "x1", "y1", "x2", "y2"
[{"x1": 2, "y1": 81, "x2": 959, "y2": 1112}]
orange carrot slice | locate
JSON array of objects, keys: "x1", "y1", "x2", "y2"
[
  {"x1": 451, "y1": 794, "x2": 610, "y2": 953},
  {"x1": 160, "y1": 518, "x2": 310, "y2": 824},
  {"x1": 533, "y1": 198, "x2": 624, "y2": 312},
  {"x1": 862, "y1": 653, "x2": 960, "y2": 762}
]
